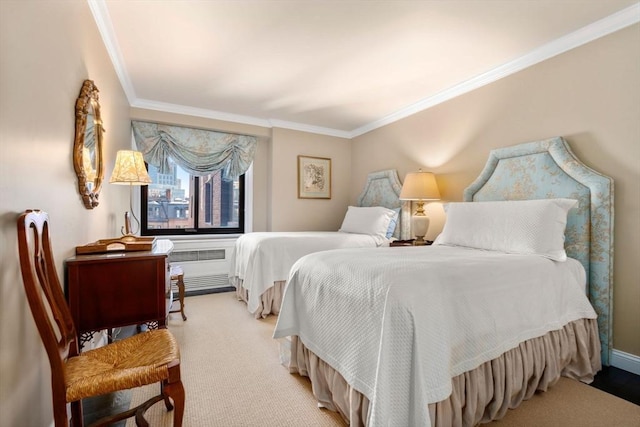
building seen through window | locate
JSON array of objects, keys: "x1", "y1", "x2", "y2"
[{"x1": 142, "y1": 158, "x2": 243, "y2": 235}]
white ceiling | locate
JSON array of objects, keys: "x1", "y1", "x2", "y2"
[{"x1": 90, "y1": 0, "x2": 639, "y2": 138}]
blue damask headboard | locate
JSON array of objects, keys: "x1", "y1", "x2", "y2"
[
  {"x1": 463, "y1": 137, "x2": 614, "y2": 365},
  {"x1": 357, "y1": 169, "x2": 411, "y2": 240}
]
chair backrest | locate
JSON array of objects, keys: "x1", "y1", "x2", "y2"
[{"x1": 17, "y1": 210, "x2": 79, "y2": 384}]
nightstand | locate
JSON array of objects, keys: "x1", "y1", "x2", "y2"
[{"x1": 390, "y1": 239, "x2": 433, "y2": 247}]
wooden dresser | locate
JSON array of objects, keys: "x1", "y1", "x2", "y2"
[{"x1": 65, "y1": 239, "x2": 173, "y2": 347}]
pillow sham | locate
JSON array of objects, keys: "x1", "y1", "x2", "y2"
[
  {"x1": 339, "y1": 206, "x2": 397, "y2": 239},
  {"x1": 385, "y1": 208, "x2": 401, "y2": 239},
  {"x1": 433, "y1": 198, "x2": 577, "y2": 261}
]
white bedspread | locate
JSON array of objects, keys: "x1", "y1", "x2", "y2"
[
  {"x1": 273, "y1": 245, "x2": 596, "y2": 427},
  {"x1": 229, "y1": 231, "x2": 386, "y2": 314}
]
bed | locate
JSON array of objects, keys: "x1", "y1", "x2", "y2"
[
  {"x1": 273, "y1": 137, "x2": 614, "y2": 426},
  {"x1": 230, "y1": 169, "x2": 411, "y2": 318}
]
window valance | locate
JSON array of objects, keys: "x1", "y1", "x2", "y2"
[{"x1": 131, "y1": 120, "x2": 257, "y2": 179}]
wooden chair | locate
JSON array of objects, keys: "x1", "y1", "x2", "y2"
[{"x1": 17, "y1": 210, "x2": 185, "y2": 427}]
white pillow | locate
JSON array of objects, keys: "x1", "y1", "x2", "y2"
[
  {"x1": 339, "y1": 206, "x2": 396, "y2": 239},
  {"x1": 433, "y1": 199, "x2": 577, "y2": 261}
]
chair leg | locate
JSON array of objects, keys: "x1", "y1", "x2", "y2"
[
  {"x1": 162, "y1": 365, "x2": 185, "y2": 427},
  {"x1": 166, "y1": 381, "x2": 185, "y2": 427},
  {"x1": 177, "y1": 275, "x2": 187, "y2": 321},
  {"x1": 169, "y1": 273, "x2": 187, "y2": 321},
  {"x1": 161, "y1": 382, "x2": 174, "y2": 411},
  {"x1": 70, "y1": 400, "x2": 83, "y2": 427}
]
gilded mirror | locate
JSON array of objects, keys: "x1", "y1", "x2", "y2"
[{"x1": 73, "y1": 79, "x2": 104, "y2": 209}]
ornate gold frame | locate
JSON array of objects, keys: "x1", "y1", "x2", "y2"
[{"x1": 73, "y1": 79, "x2": 104, "y2": 209}]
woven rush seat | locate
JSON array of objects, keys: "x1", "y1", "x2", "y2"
[{"x1": 65, "y1": 329, "x2": 180, "y2": 402}]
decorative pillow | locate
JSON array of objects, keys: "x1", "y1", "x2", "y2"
[
  {"x1": 385, "y1": 208, "x2": 401, "y2": 239},
  {"x1": 339, "y1": 206, "x2": 397, "y2": 239},
  {"x1": 433, "y1": 199, "x2": 578, "y2": 261}
]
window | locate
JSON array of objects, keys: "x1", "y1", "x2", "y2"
[
  {"x1": 141, "y1": 158, "x2": 244, "y2": 236},
  {"x1": 131, "y1": 120, "x2": 256, "y2": 235}
]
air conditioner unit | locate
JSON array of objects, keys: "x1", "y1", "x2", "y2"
[{"x1": 168, "y1": 239, "x2": 237, "y2": 293}]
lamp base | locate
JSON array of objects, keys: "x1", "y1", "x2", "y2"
[
  {"x1": 123, "y1": 211, "x2": 133, "y2": 235},
  {"x1": 413, "y1": 236, "x2": 428, "y2": 246},
  {"x1": 411, "y1": 214, "x2": 430, "y2": 245},
  {"x1": 121, "y1": 210, "x2": 142, "y2": 237},
  {"x1": 120, "y1": 234, "x2": 139, "y2": 243}
]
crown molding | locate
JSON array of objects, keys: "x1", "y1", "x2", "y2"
[
  {"x1": 90, "y1": 1, "x2": 639, "y2": 140},
  {"x1": 350, "y1": 3, "x2": 640, "y2": 138},
  {"x1": 131, "y1": 99, "x2": 273, "y2": 128},
  {"x1": 131, "y1": 99, "x2": 351, "y2": 138},
  {"x1": 88, "y1": 0, "x2": 137, "y2": 103},
  {"x1": 267, "y1": 120, "x2": 351, "y2": 139}
]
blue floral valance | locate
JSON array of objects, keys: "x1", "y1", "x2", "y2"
[{"x1": 131, "y1": 121, "x2": 257, "y2": 180}]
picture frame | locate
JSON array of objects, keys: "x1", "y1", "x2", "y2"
[{"x1": 298, "y1": 155, "x2": 331, "y2": 199}]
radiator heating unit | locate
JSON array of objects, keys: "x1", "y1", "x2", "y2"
[{"x1": 168, "y1": 239, "x2": 236, "y2": 293}]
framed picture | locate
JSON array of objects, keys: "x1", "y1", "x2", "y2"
[{"x1": 298, "y1": 155, "x2": 331, "y2": 199}]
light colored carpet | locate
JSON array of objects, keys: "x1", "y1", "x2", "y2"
[{"x1": 128, "y1": 292, "x2": 640, "y2": 426}]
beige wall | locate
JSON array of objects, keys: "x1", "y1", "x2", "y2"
[
  {"x1": 352, "y1": 24, "x2": 640, "y2": 357},
  {"x1": 270, "y1": 128, "x2": 351, "y2": 231},
  {"x1": 0, "y1": 1, "x2": 134, "y2": 425}
]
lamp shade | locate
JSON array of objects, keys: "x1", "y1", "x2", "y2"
[
  {"x1": 399, "y1": 170, "x2": 440, "y2": 201},
  {"x1": 109, "y1": 150, "x2": 152, "y2": 185}
]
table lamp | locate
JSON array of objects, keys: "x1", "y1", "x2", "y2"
[
  {"x1": 399, "y1": 169, "x2": 441, "y2": 245},
  {"x1": 109, "y1": 150, "x2": 152, "y2": 238}
]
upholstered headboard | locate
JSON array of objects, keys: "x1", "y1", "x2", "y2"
[
  {"x1": 357, "y1": 169, "x2": 411, "y2": 240},
  {"x1": 463, "y1": 137, "x2": 614, "y2": 365}
]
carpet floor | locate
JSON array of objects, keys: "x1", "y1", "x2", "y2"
[{"x1": 127, "y1": 292, "x2": 640, "y2": 426}]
